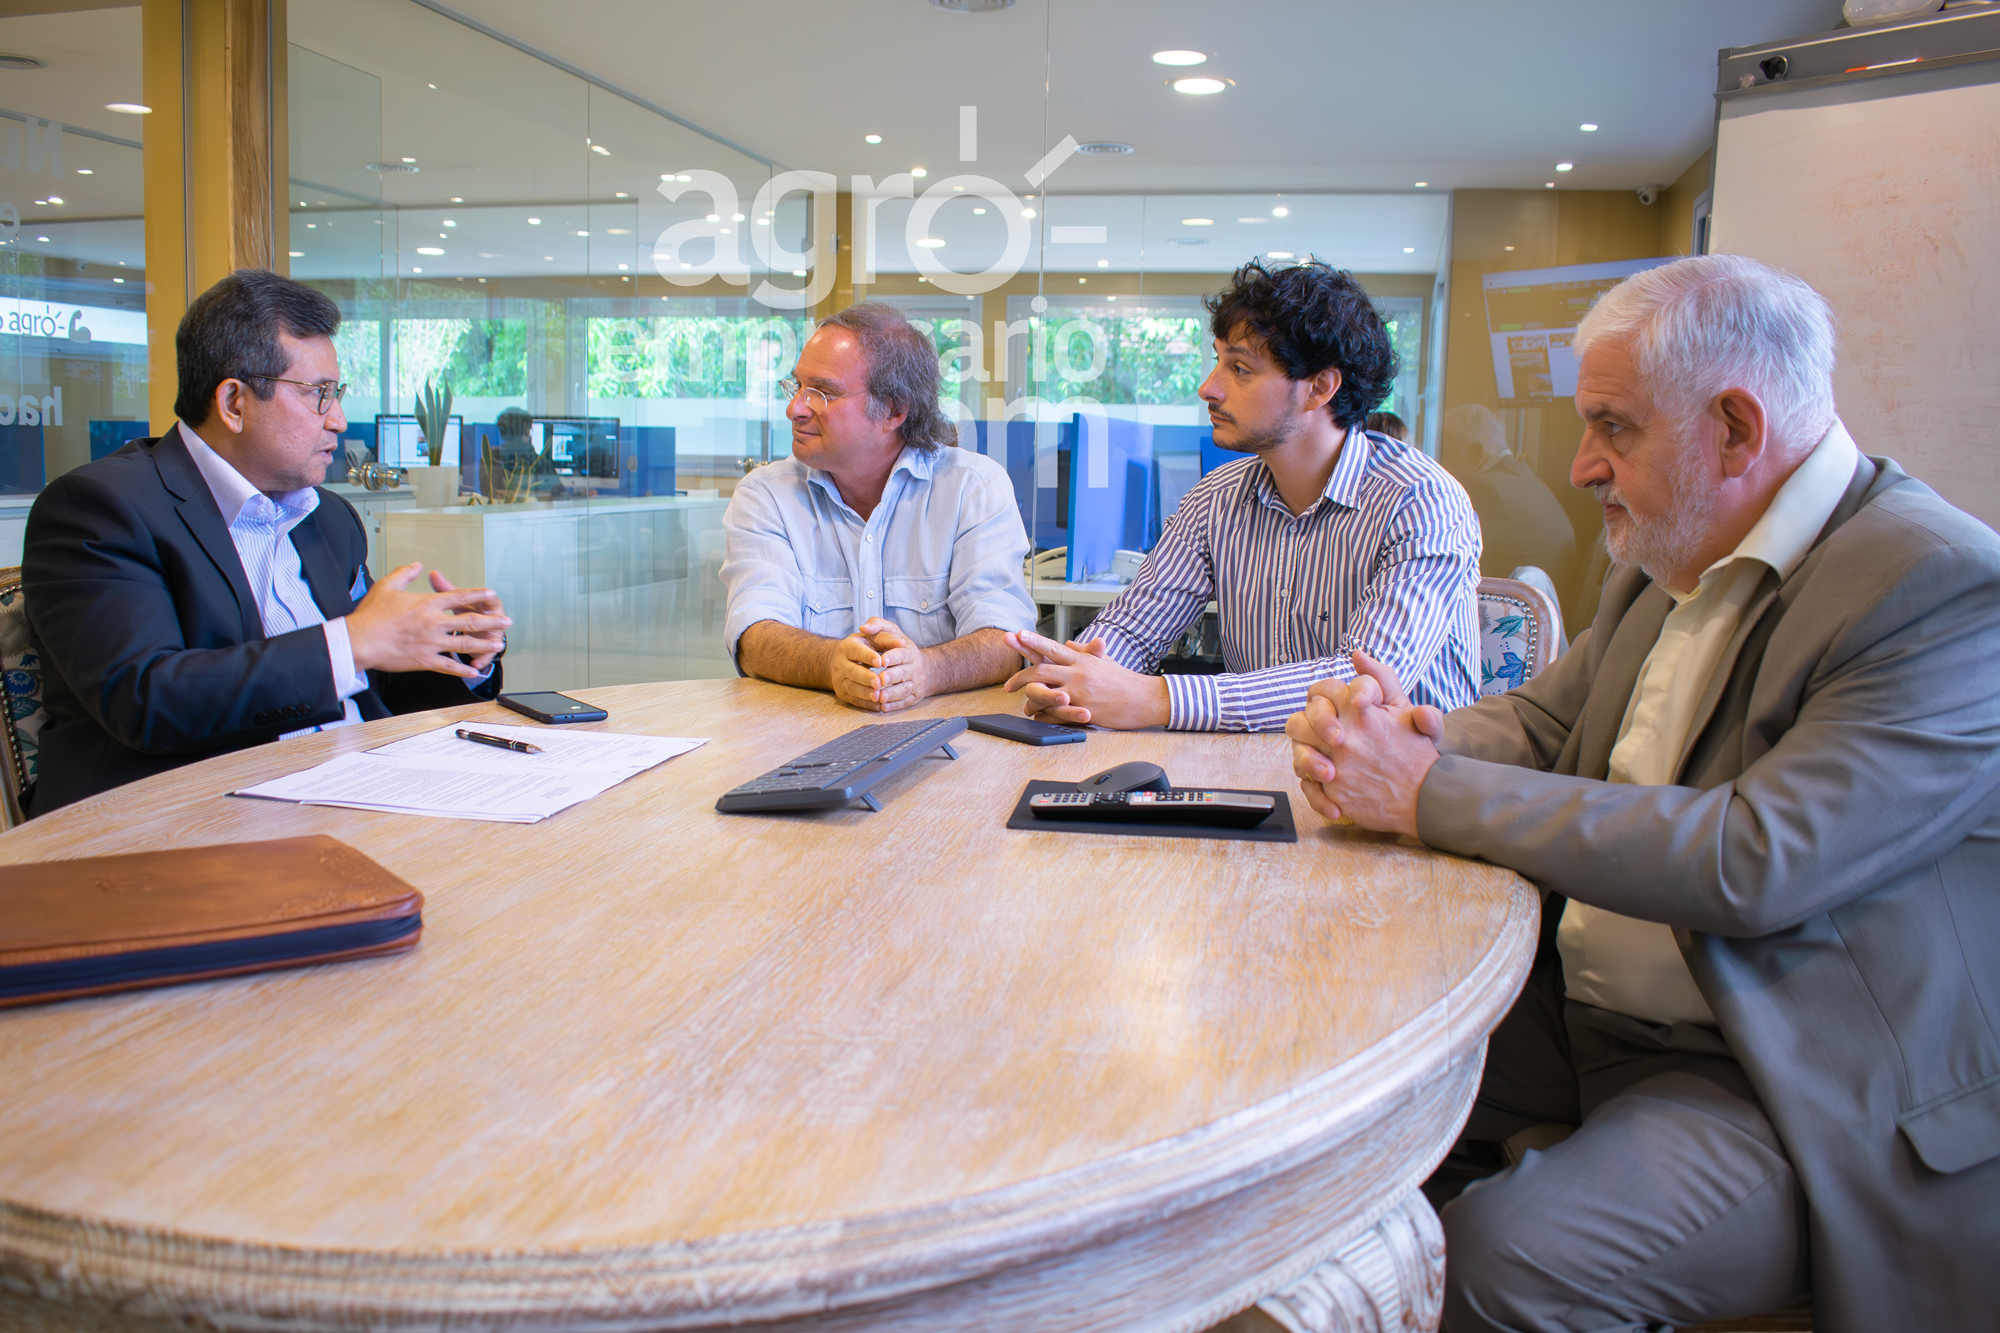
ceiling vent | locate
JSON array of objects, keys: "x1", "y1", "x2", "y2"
[
  {"x1": 365, "y1": 162, "x2": 421, "y2": 174},
  {"x1": 0, "y1": 54, "x2": 48, "y2": 70},
  {"x1": 930, "y1": 0, "x2": 1015, "y2": 11},
  {"x1": 1168, "y1": 236, "x2": 1210, "y2": 246},
  {"x1": 1076, "y1": 142, "x2": 1134, "y2": 155}
]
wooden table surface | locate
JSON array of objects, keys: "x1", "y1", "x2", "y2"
[{"x1": 0, "y1": 680, "x2": 1537, "y2": 1333}]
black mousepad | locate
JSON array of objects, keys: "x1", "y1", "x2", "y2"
[{"x1": 1006, "y1": 780, "x2": 1298, "y2": 843}]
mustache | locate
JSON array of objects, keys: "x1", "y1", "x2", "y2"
[{"x1": 1591, "y1": 483, "x2": 1628, "y2": 509}]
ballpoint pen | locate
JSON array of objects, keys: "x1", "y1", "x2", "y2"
[{"x1": 456, "y1": 728, "x2": 543, "y2": 754}]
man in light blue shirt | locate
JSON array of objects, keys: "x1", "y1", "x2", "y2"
[{"x1": 722, "y1": 303, "x2": 1034, "y2": 712}]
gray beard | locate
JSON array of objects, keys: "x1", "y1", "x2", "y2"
[{"x1": 1594, "y1": 446, "x2": 1718, "y2": 585}]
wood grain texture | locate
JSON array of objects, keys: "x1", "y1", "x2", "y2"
[{"x1": 0, "y1": 681, "x2": 1537, "y2": 1330}]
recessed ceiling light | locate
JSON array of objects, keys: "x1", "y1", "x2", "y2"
[
  {"x1": 416, "y1": 246, "x2": 444, "y2": 255},
  {"x1": 1173, "y1": 77, "x2": 1227, "y2": 95},
  {"x1": 1546, "y1": 182, "x2": 1556, "y2": 188},
  {"x1": 1414, "y1": 182, "x2": 1428, "y2": 188},
  {"x1": 1096, "y1": 259, "x2": 1109, "y2": 267},
  {"x1": 1403, "y1": 246, "x2": 1416, "y2": 253},
  {"x1": 615, "y1": 191, "x2": 629, "y2": 198},
  {"x1": 705, "y1": 213, "x2": 718, "y2": 222},
  {"x1": 1107, "y1": 294, "x2": 1116, "y2": 300},
  {"x1": 952, "y1": 184, "x2": 965, "y2": 191},
  {"x1": 1238, "y1": 217, "x2": 1267, "y2": 224},
  {"x1": 732, "y1": 212, "x2": 745, "y2": 221},
  {"x1": 1272, "y1": 206, "x2": 1289, "y2": 216},
  {"x1": 74, "y1": 168, "x2": 92, "y2": 175},
  {"x1": 792, "y1": 268, "x2": 808, "y2": 277},
  {"x1": 756, "y1": 218, "x2": 770, "y2": 225},
  {"x1": 479, "y1": 252, "x2": 501, "y2": 258},
  {"x1": 401, "y1": 156, "x2": 416, "y2": 164},
  {"x1": 972, "y1": 207, "x2": 986, "y2": 215},
  {"x1": 576, "y1": 230, "x2": 589, "y2": 236},
  {"x1": 678, "y1": 173, "x2": 691, "y2": 181},
  {"x1": 427, "y1": 83, "x2": 437, "y2": 89},
  {"x1": 411, "y1": 266, "x2": 422, "y2": 273},
  {"x1": 917, "y1": 238, "x2": 946, "y2": 248},
  {"x1": 865, "y1": 134, "x2": 882, "y2": 143},
  {"x1": 1022, "y1": 207, "x2": 1036, "y2": 218},
  {"x1": 527, "y1": 217, "x2": 541, "y2": 224},
  {"x1": 450, "y1": 196, "x2": 463, "y2": 203},
  {"x1": 35, "y1": 235, "x2": 47, "y2": 241},
  {"x1": 1580, "y1": 123, "x2": 1599, "y2": 132},
  {"x1": 113, "y1": 276, "x2": 124, "y2": 282},
  {"x1": 1152, "y1": 50, "x2": 1206, "y2": 66},
  {"x1": 545, "y1": 255, "x2": 554, "y2": 261},
  {"x1": 105, "y1": 102, "x2": 151, "y2": 114},
  {"x1": 442, "y1": 219, "x2": 456, "y2": 226},
  {"x1": 591, "y1": 144, "x2": 609, "y2": 156},
  {"x1": 912, "y1": 167, "x2": 928, "y2": 177},
  {"x1": 1181, "y1": 217, "x2": 1213, "y2": 226},
  {"x1": 1556, "y1": 162, "x2": 1573, "y2": 171},
  {"x1": 1504, "y1": 245, "x2": 1515, "y2": 251},
  {"x1": 45, "y1": 195, "x2": 61, "y2": 204},
  {"x1": 618, "y1": 263, "x2": 629, "y2": 270},
  {"x1": 607, "y1": 228, "x2": 632, "y2": 235}
]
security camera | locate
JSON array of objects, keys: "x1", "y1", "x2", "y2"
[{"x1": 1636, "y1": 184, "x2": 1663, "y2": 207}]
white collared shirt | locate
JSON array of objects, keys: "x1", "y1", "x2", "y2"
[
  {"x1": 1559, "y1": 420, "x2": 1861, "y2": 1026},
  {"x1": 178, "y1": 422, "x2": 369, "y2": 738}
]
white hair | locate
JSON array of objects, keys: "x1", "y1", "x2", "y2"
[{"x1": 1573, "y1": 254, "x2": 1837, "y2": 454}]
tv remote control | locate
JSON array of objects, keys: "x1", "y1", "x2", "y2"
[{"x1": 1028, "y1": 789, "x2": 1275, "y2": 829}]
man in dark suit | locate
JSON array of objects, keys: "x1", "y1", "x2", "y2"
[
  {"x1": 1284, "y1": 255, "x2": 1999, "y2": 1332},
  {"x1": 22, "y1": 269, "x2": 511, "y2": 815}
]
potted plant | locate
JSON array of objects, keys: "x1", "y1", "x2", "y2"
[{"x1": 408, "y1": 378, "x2": 458, "y2": 507}]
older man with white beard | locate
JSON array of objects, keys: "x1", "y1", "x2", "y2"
[{"x1": 1281, "y1": 255, "x2": 2000, "y2": 1333}]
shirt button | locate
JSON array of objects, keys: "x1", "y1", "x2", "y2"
[
  {"x1": 864, "y1": 534, "x2": 873, "y2": 543},
  {"x1": 866, "y1": 591, "x2": 875, "y2": 600},
  {"x1": 920, "y1": 600, "x2": 930, "y2": 610}
]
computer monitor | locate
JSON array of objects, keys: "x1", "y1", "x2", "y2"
[
  {"x1": 531, "y1": 417, "x2": 621, "y2": 478},
  {"x1": 1480, "y1": 257, "x2": 1676, "y2": 403},
  {"x1": 374, "y1": 415, "x2": 462, "y2": 468}
]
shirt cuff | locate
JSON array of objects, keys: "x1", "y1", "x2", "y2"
[
  {"x1": 323, "y1": 618, "x2": 368, "y2": 700},
  {"x1": 1164, "y1": 672, "x2": 1222, "y2": 731}
]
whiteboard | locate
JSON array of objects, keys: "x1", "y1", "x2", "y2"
[{"x1": 1712, "y1": 64, "x2": 2000, "y2": 528}]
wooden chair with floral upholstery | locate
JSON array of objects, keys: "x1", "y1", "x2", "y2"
[{"x1": 0, "y1": 565, "x2": 47, "y2": 827}]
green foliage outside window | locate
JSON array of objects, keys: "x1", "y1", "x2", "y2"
[
  {"x1": 1011, "y1": 311, "x2": 1209, "y2": 406},
  {"x1": 586, "y1": 315, "x2": 808, "y2": 400}
]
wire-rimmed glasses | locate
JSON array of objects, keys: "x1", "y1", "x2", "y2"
[
  {"x1": 241, "y1": 374, "x2": 348, "y2": 415},
  {"x1": 777, "y1": 376, "x2": 853, "y2": 413}
]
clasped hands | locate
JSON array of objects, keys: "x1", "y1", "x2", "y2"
[
  {"x1": 1285, "y1": 651, "x2": 1445, "y2": 839},
  {"x1": 831, "y1": 617, "x2": 935, "y2": 713},
  {"x1": 346, "y1": 562, "x2": 510, "y2": 680},
  {"x1": 1000, "y1": 629, "x2": 1169, "y2": 730}
]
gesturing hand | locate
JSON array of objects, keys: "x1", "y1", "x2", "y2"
[
  {"x1": 346, "y1": 562, "x2": 511, "y2": 679},
  {"x1": 1284, "y1": 651, "x2": 1444, "y2": 836},
  {"x1": 830, "y1": 617, "x2": 933, "y2": 713},
  {"x1": 1002, "y1": 628, "x2": 1169, "y2": 730}
]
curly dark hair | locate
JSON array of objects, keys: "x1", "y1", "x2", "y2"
[{"x1": 1205, "y1": 259, "x2": 1399, "y2": 429}]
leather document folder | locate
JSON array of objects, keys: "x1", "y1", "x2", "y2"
[{"x1": 0, "y1": 835, "x2": 423, "y2": 1008}]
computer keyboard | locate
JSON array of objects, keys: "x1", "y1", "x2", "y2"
[{"x1": 715, "y1": 716, "x2": 968, "y2": 814}]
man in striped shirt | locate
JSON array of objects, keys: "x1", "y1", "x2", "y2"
[{"x1": 1003, "y1": 260, "x2": 1482, "y2": 733}]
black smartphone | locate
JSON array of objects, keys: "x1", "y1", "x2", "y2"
[
  {"x1": 497, "y1": 691, "x2": 608, "y2": 725},
  {"x1": 965, "y1": 714, "x2": 1087, "y2": 746}
]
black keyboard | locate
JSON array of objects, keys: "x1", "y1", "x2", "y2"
[{"x1": 716, "y1": 717, "x2": 968, "y2": 814}]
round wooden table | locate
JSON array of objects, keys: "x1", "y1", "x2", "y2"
[{"x1": 0, "y1": 680, "x2": 1536, "y2": 1333}]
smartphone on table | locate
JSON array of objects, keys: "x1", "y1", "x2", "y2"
[
  {"x1": 497, "y1": 691, "x2": 608, "y2": 724},
  {"x1": 965, "y1": 714, "x2": 1087, "y2": 746}
]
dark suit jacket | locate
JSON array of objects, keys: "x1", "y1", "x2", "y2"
[
  {"x1": 1419, "y1": 455, "x2": 2000, "y2": 1332},
  {"x1": 22, "y1": 427, "x2": 501, "y2": 814}
]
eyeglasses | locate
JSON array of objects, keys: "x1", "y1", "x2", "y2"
[
  {"x1": 777, "y1": 376, "x2": 854, "y2": 413},
  {"x1": 240, "y1": 374, "x2": 347, "y2": 415}
]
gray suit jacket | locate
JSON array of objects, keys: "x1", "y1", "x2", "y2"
[{"x1": 1417, "y1": 455, "x2": 2000, "y2": 1333}]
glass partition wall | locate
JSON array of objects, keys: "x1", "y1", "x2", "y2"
[
  {"x1": 0, "y1": 4, "x2": 149, "y2": 568},
  {"x1": 286, "y1": 0, "x2": 1448, "y2": 690}
]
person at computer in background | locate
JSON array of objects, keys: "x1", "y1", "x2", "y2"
[
  {"x1": 720, "y1": 302, "x2": 1036, "y2": 713},
  {"x1": 488, "y1": 406, "x2": 558, "y2": 497},
  {"x1": 1003, "y1": 259, "x2": 1481, "y2": 732},
  {"x1": 22, "y1": 269, "x2": 510, "y2": 816}
]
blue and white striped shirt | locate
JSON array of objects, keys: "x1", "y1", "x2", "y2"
[{"x1": 1088, "y1": 428, "x2": 1483, "y2": 732}]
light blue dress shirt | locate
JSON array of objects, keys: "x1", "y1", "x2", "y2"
[
  {"x1": 178, "y1": 422, "x2": 491, "y2": 738},
  {"x1": 720, "y1": 444, "x2": 1036, "y2": 664}
]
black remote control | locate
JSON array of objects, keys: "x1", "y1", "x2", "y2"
[{"x1": 1028, "y1": 789, "x2": 1276, "y2": 829}]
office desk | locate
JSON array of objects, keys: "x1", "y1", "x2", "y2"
[{"x1": 0, "y1": 680, "x2": 1535, "y2": 1333}]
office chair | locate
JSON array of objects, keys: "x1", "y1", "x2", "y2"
[{"x1": 1476, "y1": 574, "x2": 1563, "y2": 697}]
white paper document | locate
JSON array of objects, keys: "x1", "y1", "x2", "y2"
[{"x1": 233, "y1": 723, "x2": 707, "y2": 823}]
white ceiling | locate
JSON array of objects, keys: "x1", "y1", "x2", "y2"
[{"x1": 441, "y1": 0, "x2": 1844, "y2": 193}]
